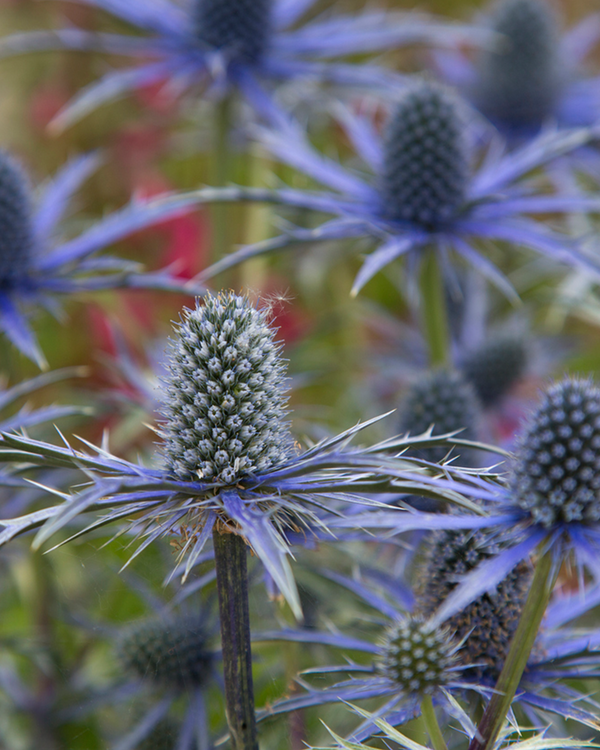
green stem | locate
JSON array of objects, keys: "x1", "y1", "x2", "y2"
[
  {"x1": 421, "y1": 694, "x2": 447, "y2": 750},
  {"x1": 213, "y1": 529, "x2": 259, "y2": 750},
  {"x1": 419, "y1": 248, "x2": 449, "y2": 367},
  {"x1": 468, "y1": 546, "x2": 556, "y2": 750},
  {"x1": 211, "y1": 95, "x2": 234, "y2": 265}
]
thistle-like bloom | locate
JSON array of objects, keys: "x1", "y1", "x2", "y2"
[
  {"x1": 0, "y1": 150, "x2": 205, "y2": 368},
  {"x1": 0, "y1": 291, "x2": 478, "y2": 618},
  {"x1": 0, "y1": 0, "x2": 485, "y2": 130},
  {"x1": 198, "y1": 81, "x2": 600, "y2": 296},
  {"x1": 433, "y1": 0, "x2": 600, "y2": 140},
  {"x1": 257, "y1": 538, "x2": 600, "y2": 741}
]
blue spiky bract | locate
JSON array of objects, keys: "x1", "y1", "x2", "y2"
[
  {"x1": 474, "y1": 0, "x2": 561, "y2": 131},
  {"x1": 118, "y1": 617, "x2": 214, "y2": 690},
  {"x1": 461, "y1": 333, "x2": 528, "y2": 407},
  {"x1": 510, "y1": 378, "x2": 600, "y2": 527},
  {"x1": 379, "y1": 617, "x2": 458, "y2": 694},
  {"x1": 380, "y1": 82, "x2": 468, "y2": 229},
  {"x1": 417, "y1": 529, "x2": 531, "y2": 680},
  {"x1": 0, "y1": 151, "x2": 34, "y2": 289},
  {"x1": 193, "y1": 0, "x2": 273, "y2": 64},
  {"x1": 161, "y1": 291, "x2": 294, "y2": 484},
  {"x1": 398, "y1": 369, "x2": 480, "y2": 463}
]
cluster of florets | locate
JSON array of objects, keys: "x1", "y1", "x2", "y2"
[
  {"x1": 379, "y1": 617, "x2": 458, "y2": 694},
  {"x1": 474, "y1": 0, "x2": 561, "y2": 130},
  {"x1": 161, "y1": 292, "x2": 295, "y2": 484},
  {"x1": 416, "y1": 529, "x2": 531, "y2": 680},
  {"x1": 118, "y1": 617, "x2": 214, "y2": 691},
  {"x1": 0, "y1": 151, "x2": 34, "y2": 289},
  {"x1": 398, "y1": 369, "x2": 480, "y2": 464},
  {"x1": 380, "y1": 82, "x2": 468, "y2": 228},
  {"x1": 192, "y1": 0, "x2": 272, "y2": 64},
  {"x1": 461, "y1": 333, "x2": 528, "y2": 407},
  {"x1": 510, "y1": 378, "x2": 600, "y2": 527}
]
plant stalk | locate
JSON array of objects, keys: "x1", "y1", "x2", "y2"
[
  {"x1": 419, "y1": 247, "x2": 449, "y2": 367},
  {"x1": 212, "y1": 95, "x2": 234, "y2": 265},
  {"x1": 468, "y1": 545, "x2": 556, "y2": 750},
  {"x1": 213, "y1": 528, "x2": 259, "y2": 750},
  {"x1": 421, "y1": 694, "x2": 447, "y2": 750}
]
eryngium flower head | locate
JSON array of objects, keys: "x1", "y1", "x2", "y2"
[
  {"x1": 398, "y1": 369, "x2": 480, "y2": 463},
  {"x1": 474, "y1": 0, "x2": 561, "y2": 130},
  {"x1": 510, "y1": 378, "x2": 600, "y2": 527},
  {"x1": 118, "y1": 617, "x2": 214, "y2": 691},
  {"x1": 380, "y1": 82, "x2": 468, "y2": 228},
  {"x1": 0, "y1": 151, "x2": 34, "y2": 288},
  {"x1": 193, "y1": 0, "x2": 272, "y2": 64},
  {"x1": 379, "y1": 616, "x2": 458, "y2": 695},
  {"x1": 161, "y1": 292, "x2": 294, "y2": 484},
  {"x1": 461, "y1": 333, "x2": 528, "y2": 407},
  {"x1": 416, "y1": 529, "x2": 531, "y2": 680}
]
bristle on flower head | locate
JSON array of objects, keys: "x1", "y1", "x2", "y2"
[
  {"x1": 398, "y1": 369, "x2": 480, "y2": 464},
  {"x1": 118, "y1": 617, "x2": 213, "y2": 690},
  {"x1": 380, "y1": 82, "x2": 468, "y2": 229},
  {"x1": 474, "y1": 0, "x2": 561, "y2": 131},
  {"x1": 193, "y1": 0, "x2": 273, "y2": 64},
  {"x1": 0, "y1": 152, "x2": 34, "y2": 289},
  {"x1": 416, "y1": 529, "x2": 531, "y2": 680},
  {"x1": 161, "y1": 291, "x2": 294, "y2": 484},
  {"x1": 461, "y1": 333, "x2": 528, "y2": 407},
  {"x1": 510, "y1": 378, "x2": 600, "y2": 527},
  {"x1": 379, "y1": 616, "x2": 459, "y2": 694}
]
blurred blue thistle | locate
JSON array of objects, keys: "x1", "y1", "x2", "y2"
[
  {"x1": 0, "y1": 291, "x2": 481, "y2": 619},
  {"x1": 0, "y1": 0, "x2": 488, "y2": 130},
  {"x1": 434, "y1": 0, "x2": 600, "y2": 142},
  {"x1": 196, "y1": 81, "x2": 600, "y2": 297},
  {"x1": 0, "y1": 151, "x2": 206, "y2": 368},
  {"x1": 257, "y1": 544, "x2": 600, "y2": 742}
]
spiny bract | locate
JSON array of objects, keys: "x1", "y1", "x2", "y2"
[
  {"x1": 118, "y1": 617, "x2": 213, "y2": 690},
  {"x1": 474, "y1": 0, "x2": 561, "y2": 131},
  {"x1": 380, "y1": 82, "x2": 468, "y2": 228},
  {"x1": 416, "y1": 529, "x2": 531, "y2": 680},
  {"x1": 398, "y1": 369, "x2": 480, "y2": 464},
  {"x1": 510, "y1": 378, "x2": 600, "y2": 527},
  {"x1": 192, "y1": 0, "x2": 273, "y2": 65},
  {"x1": 161, "y1": 291, "x2": 294, "y2": 484},
  {"x1": 379, "y1": 617, "x2": 458, "y2": 694},
  {"x1": 0, "y1": 151, "x2": 34, "y2": 288},
  {"x1": 461, "y1": 333, "x2": 528, "y2": 407}
]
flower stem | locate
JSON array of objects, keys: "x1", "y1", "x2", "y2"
[
  {"x1": 421, "y1": 694, "x2": 447, "y2": 750},
  {"x1": 419, "y1": 248, "x2": 449, "y2": 367},
  {"x1": 211, "y1": 95, "x2": 234, "y2": 265},
  {"x1": 213, "y1": 528, "x2": 259, "y2": 750},
  {"x1": 468, "y1": 545, "x2": 556, "y2": 750}
]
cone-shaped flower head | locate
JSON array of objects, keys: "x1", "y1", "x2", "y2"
[
  {"x1": 380, "y1": 82, "x2": 468, "y2": 229},
  {"x1": 0, "y1": 152, "x2": 34, "y2": 289},
  {"x1": 379, "y1": 616, "x2": 459, "y2": 695},
  {"x1": 161, "y1": 292, "x2": 294, "y2": 484},
  {"x1": 416, "y1": 529, "x2": 531, "y2": 680},
  {"x1": 398, "y1": 369, "x2": 480, "y2": 463},
  {"x1": 474, "y1": 0, "x2": 561, "y2": 131},
  {"x1": 461, "y1": 333, "x2": 528, "y2": 407},
  {"x1": 192, "y1": 0, "x2": 273, "y2": 65},
  {"x1": 510, "y1": 378, "x2": 600, "y2": 527},
  {"x1": 118, "y1": 617, "x2": 214, "y2": 691}
]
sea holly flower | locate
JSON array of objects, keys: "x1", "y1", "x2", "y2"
[
  {"x1": 433, "y1": 0, "x2": 600, "y2": 141},
  {"x1": 0, "y1": 150, "x2": 205, "y2": 368},
  {"x1": 0, "y1": 0, "x2": 489, "y2": 131},
  {"x1": 198, "y1": 81, "x2": 600, "y2": 297},
  {"x1": 0, "y1": 291, "x2": 482, "y2": 619},
  {"x1": 256, "y1": 533, "x2": 600, "y2": 741}
]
